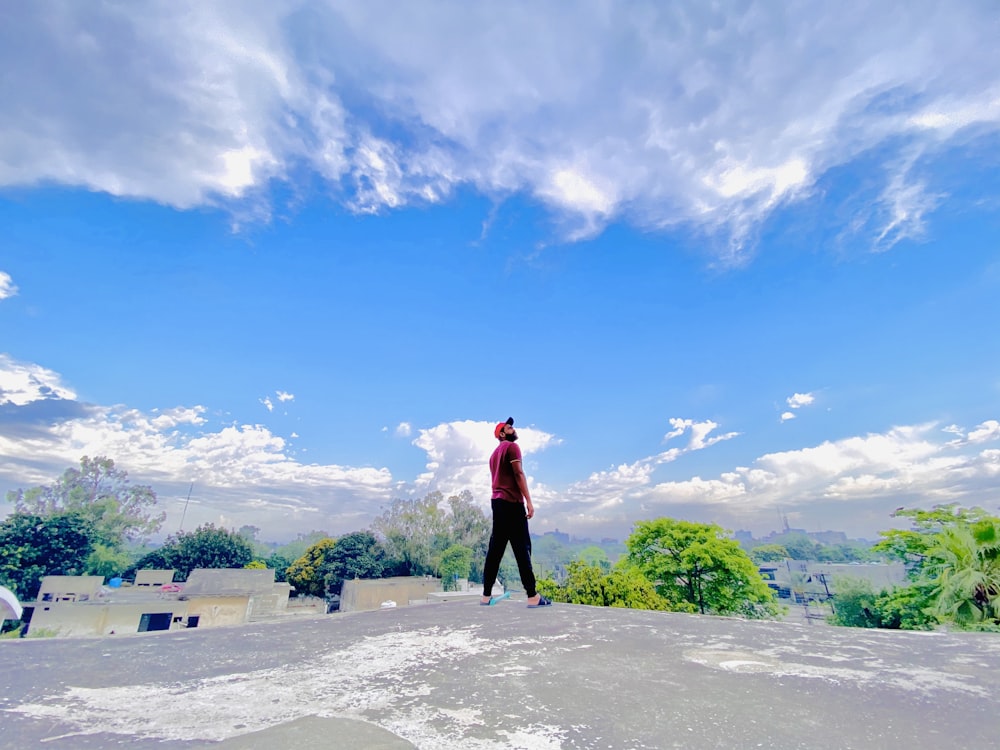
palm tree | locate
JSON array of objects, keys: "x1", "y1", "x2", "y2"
[{"x1": 926, "y1": 521, "x2": 1000, "y2": 626}]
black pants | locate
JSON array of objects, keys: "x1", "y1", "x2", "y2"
[{"x1": 482, "y1": 498, "x2": 537, "y2": 598}]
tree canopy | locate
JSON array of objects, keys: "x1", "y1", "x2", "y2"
[
  {"x1": 132, "y1": 524, "x2": 253, "y2": 580},
  {"x1": 538, "y1": 561, "x2": 672, "y2": 611},
  {"x1": 749, "y1": 544, "x2": 789, "y2": 564},
  {"x1": 6, "y1": 456, "x2": 164, "y2": 545},
  {"x1": 439, "y1": 544, "x2": 474, "y2": 591},
  {"x1": 372, "y1": 490, "x2": 489, "y2": 580},
  {"x1": 626, "y1": 518, "x2": 780, "y2": 618},
  {"x1": 0, "y1": 512, "x2": 97, "y2": 600},
  {"x1": 827, "y1": 505, "x2": 1000, "y2": 631},
  {"x1": 286, "y1": 537, "x2": 337, "y2": 598},
  {"x1": 323, "y1": 531, "x2": 389, "y2": 596}
]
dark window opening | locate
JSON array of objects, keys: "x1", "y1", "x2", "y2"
[{"x1": 138, "y1": 612, "x2": 172, "y2": 632}]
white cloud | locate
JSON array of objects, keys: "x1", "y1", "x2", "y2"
[
  {"x1": 2, "y1": 3, "x2": 999, "y2": 254},
  {"x1": 2, "y1": 355, "x2": 999, "y2": 541},
  {"x1": 410, "y1": 420, "x2": 559, "y2": 500},
  {"x1": 260, "y1": 396, "x2": 274, "y2": 412},
  {"x1": 0, "y1": 356, "x2": 392, "y2": 539},
  {"x1": 661, "y1": 418, "x2": 739, "y2": 454},
  {"x1": 276, "y1": 391, "x2": 294, "y2": 403},
  {"x1": 546, "y1": 419, "x2": 740, "y2": 529},
  {"x1": 0, "y1": 272, "x2": 17, "y2": 300},
  {"x1": 637, "y1": 422, "x2": 1000, "y2": 535},
  {"x1": 395, "y1": 422, "x2": 412, "y2": 438},
  {"x1": 780, "y1": 412, "x2": 796, "y2": 422},
  {"x1": 967, "y1": 420, "x2": 1000, "y2": 444},
  {"x1": 786, "y1": 392, "x2": 815, "y2": 409},
  {"x1": 0, "y1": 354, "x2": 76, "y2": 405}
]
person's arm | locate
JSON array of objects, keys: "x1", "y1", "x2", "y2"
[{"x1": 511, "y1": 459, "x2": 534, "y2": 519}]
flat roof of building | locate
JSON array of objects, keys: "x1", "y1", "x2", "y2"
[{"x1": 2, "y1": 598, "x2": 998, "y2": 748}]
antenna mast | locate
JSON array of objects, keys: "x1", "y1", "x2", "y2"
[{"x1": 179, "y1": 483, "x2": 193, "y2": 532}]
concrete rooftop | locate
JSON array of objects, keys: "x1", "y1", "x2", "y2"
[{"x1": 1, "y1": 599, "x2": 998, "y2": 749}]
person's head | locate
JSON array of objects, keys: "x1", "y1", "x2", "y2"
[{"x1": 494, "y1": 417, "x2": 517, "y2": 442}]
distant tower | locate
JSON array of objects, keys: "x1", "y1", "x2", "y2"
[{"x1": 778, "y1": 508, "x2": 790, "y2": 533}]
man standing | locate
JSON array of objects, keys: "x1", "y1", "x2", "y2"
[{"x1": 481, "y1": 417, "x2": 551, "y2": 608}]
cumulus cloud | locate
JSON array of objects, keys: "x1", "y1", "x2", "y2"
[
  {"x1": 0, "y1": 272, "x2": 17, "y2": 300},
  {"x1": 0, "y1": 354, "x2": 77, "y2": 405},
  {"x1": 968, "y1": 420, "x2": 1000, "y2": 444},
  {"x1": 780, "y1": 411, "x2": 797, "y2": 422},
  {"x1": 395, "y1": 422, "x2": 412, "y2": 438},
  {"x1": 2, "y1": 2, "x2": 999, "y2": 254},
  {"x1": 638, "y1": 422, "x2": 1000, "y2": 536},
  {"x1": 276, "y1": 391, "x2": 294, "y2": 403},
  {"x1": 411, "y1": 420, "x2": 560, "y2": 500},
  {"x1": 786, "y1": 392, "x2": 815, "y2": 409},
  {"x1": 2, "y1": 355, "x2": 999, "y2": 541},
  {"x1": 547, "y1": 419, "x2": 740, "y2": 533},
  {"x1": 0, "y1": 356, "x2": 392, "y2": 539},
  {"x1": 260, "y1": 396, "x2": 274, "y2": 412}
]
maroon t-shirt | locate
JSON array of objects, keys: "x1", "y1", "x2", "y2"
[{"x1": 490, "y1": 440, "x2": 523, "y2": 503}]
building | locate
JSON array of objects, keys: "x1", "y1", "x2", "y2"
[
  {"x1": 339, "y1": 576, "x2": 443, "y2": 613},
  {"x1": 21, "y1": 568, "x2": 324, "y2": 638}
]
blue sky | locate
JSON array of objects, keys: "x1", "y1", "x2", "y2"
[{"x1": 2, "y1": 1, "x2": 999, "y2": 542}]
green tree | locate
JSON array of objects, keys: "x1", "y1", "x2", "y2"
[
  {"x1": 372, "y1": 493, "x2": 449, "y2": 575},
  {"x1": 271, "y1": 530, "x2": 330, "y2": 570},
  {"x1": 626, "y1": 518, "x2": 779, "y2": 618},
  {"x1": 750, "y1": 544, "x2": 789, "y2": 564},
  {"x1": 132, "y1": 524, "x2": 253, "y2": 580},
  {"x1": 238, "y1": 525, "x2": 260, "y2": 542},
  {"x1": 772, "y1": 533, "x2": 819, "y2": 561},
  {"x1": 538, "y1": 561, "x2": 673, "y2": 611},
  {"x1": 85, "y1": 542, "x2": 134, "y2": 579},
  {"x1": 264, "y1": 552, "x2": 293, "y2": 582},
  {"x1": 925, "y1": 520, "x2": 1000, "y2": 626},
  {"x1": 286, "y1": 538, "x2": 337, "y2": 597},
  {"x1": 445, "y1": 491, "x2": 490, "y2": 582},
  {"x1": 603, "y1": 565, "x2": 676, "y2": 610},
  {"x1": 873, "y1": 584, "x2": 937, "y2": 630},
  {"x1": 577, "y1": 545, "x2": 611, "y2": 572},
  {"x1": 439, "y1": 544, "x2": 474, "y2": 591},
  {"x1": 531, "y1": 535, "x2": 575, "y2": 579},
  {"x1": 828, "y1": 577, "x2": 880, "y2": 628},
  {"x1": 553, "y1": 560, "x2": 604, "y2": 605},
  {"x1": 324, "y1": 531, "x2": 389, "y2": 596},
  {"x1": 7, "y1": 456, "x2": 164, "y2": 546},
  {"x1": 873, "y1": 504, "x2": 990, "y2": 579},
  {"x1": 0, "y1": 512, "x2": 97, "y2": 600}
]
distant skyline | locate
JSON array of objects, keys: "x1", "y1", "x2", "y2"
[{"x1": 2, "y1": 1, "x2": 999, "y2": 542}]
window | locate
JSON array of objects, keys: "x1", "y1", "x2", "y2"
[{"x1": 137, "y1": 612, "x2": 172, "y2": 632}]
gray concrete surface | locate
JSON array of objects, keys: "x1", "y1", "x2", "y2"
[{"x1": 1, "y1": 600, "x2": 998, "y2": 749}]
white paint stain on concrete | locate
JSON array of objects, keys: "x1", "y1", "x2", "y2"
[
  {"x1": 9, "y1": 626, "x2": 569, "y2": 749},
  {"x1": 684, "y1": 648, "x2": 989, "y2": 697}
]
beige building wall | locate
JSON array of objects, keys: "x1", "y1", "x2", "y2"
[
  {"x1": 134, "y1": 569, "x2": 177, "y2": 587},
  {"x1": 185, "y1": 596, "x2": 253, "y2": 628},
  {"x1": 25, "y1": 571, "x2": 320, "y2": 637},
  {"x1": 29, "y1": 601, "x2": 189, "y2": 638},
  {"x1": 340, "y1": 576, "x2": 442, "y2": 613},
  {"x1": 36, "y1": 575, "x2": 105, "y2": 602}
]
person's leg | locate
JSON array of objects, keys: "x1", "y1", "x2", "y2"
[
  {"x1": 481, "y1": 500, "x2": 510, "y2": 600},
  {"x1": 507, "y1": 503, "x2": 537, "y2": 599}
]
